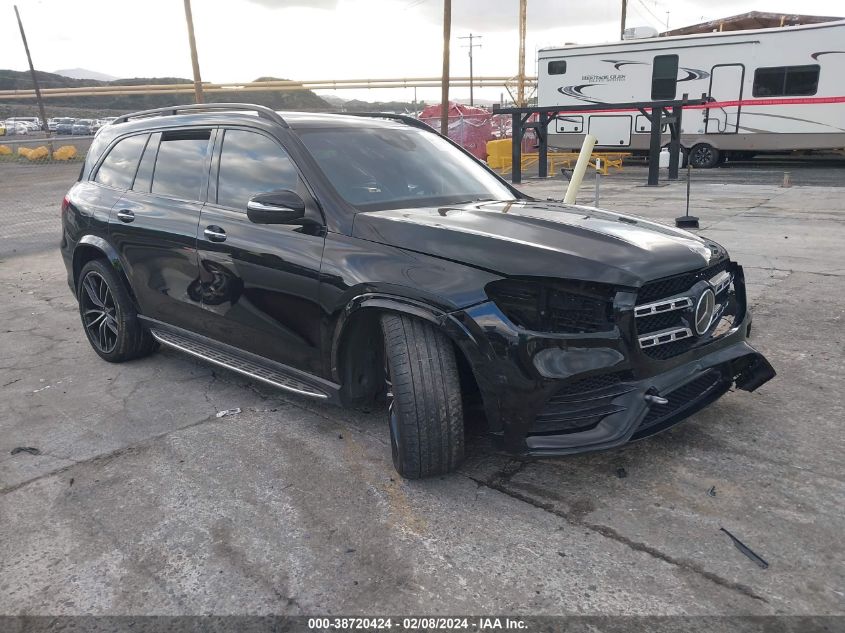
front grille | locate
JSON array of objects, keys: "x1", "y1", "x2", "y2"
[
  {"x1": 487, "y1": 280, "x2": 613, "y2": 334},
  {"x1": 637, "y1": 260, "x2": 728, "y2": 304},
  {"x1": 531, "y1": 371, "x2": 635, "y2": 435},
  {"x1": 635, "y1": 369, "x2": 728, "y2": 436},
  {"x1": 635, "y1": 260, "x2": 736, "y2": 360}
]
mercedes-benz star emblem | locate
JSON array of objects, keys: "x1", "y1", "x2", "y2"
[{"x1": 694, "y1": 288, "x2": 716, "y2": 335}]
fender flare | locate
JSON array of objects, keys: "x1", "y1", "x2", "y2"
[
  {"x1": 72, "y1": 235, "x2": 126, "y2": 289},
  {"x1": 330, "y1": 293, "x2": 447, "y2": 378}
]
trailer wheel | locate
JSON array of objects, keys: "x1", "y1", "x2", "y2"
[{"x1": 689, "y1": 143, "x2": 720, "y2": 169}]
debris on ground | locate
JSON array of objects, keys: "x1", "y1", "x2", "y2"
[
  {"x1": 615, "y1": 467, "x2": 628, "y2": 479},
  {"x1": 215, "y1": 408, "x2": 242, "y2": 418},
  {"x1": 11, "y1": 446, "x2": 41, "y2": 456},
  {"x1": 720, "y1": 527, "x2": 769, "y2": 569},
  {"x1": 708, "y1": 486, "x2": 717, "y2": 497}
]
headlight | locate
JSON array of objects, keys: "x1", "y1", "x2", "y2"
[{"x1": 485, "y1": 279, "x2": 615, "y2": 334}]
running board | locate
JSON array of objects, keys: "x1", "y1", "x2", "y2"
[{"x1": 150, "y1": 328, "x2": 331, "y2": 400}]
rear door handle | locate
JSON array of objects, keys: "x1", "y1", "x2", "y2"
[
  {"x1": 204, "y1": 225, "x2": 227, "y2": 243},
  {"x1": 116, "y1": 209, "x2": 135, "y2": 223}
]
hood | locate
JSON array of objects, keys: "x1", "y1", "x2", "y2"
[{"x1": 351, "y1": 200, "x2": 726, "y2": 287}]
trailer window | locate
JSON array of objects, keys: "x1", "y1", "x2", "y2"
[
  {"x1": 651, "y1": 55, "x2": 678, "y2": 100},
  {"x1": 548, "y1": 60, "x2": 567, "y2": 75},
  {"x1": 753, "y1": 65, "x2": 820, "y2": 97}
]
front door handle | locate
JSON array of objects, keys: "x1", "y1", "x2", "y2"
[
  {"x1": 204, "y1": 226, "x2": 227, "y2": 243},
  {"x1": 116, "y1": 209, "x2": 135, "y2": 223}
]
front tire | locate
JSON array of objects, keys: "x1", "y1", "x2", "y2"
[
  {"x1": 689, "y1": 143, "x2": 721, "y2": 168},
  {"x1": 77, "y1": 259, "x2": 156, "y2": 363},
  {"x1": 381, "y1": 314, "x2": 465, "y2": 479}
]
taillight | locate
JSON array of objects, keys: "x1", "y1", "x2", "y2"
[{"x1": 61, "y1": 195, "x2": 70, "y2": 215}]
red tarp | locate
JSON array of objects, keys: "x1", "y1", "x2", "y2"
[{"x1": 419, "y1": 102, "x2": 494, "y2": 160}]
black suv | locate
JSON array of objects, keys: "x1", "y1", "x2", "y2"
[{"x1": 61, "y1": 103, "x2": 775, "y2": 478}]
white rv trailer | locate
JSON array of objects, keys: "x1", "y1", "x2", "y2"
[{"x1": 537, "y1": 19, "x2": 845, "y2": 167}]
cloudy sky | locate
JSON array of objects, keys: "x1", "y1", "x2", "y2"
[{"x1": 1, "y1": 0, "x2": 842, "y2": 102}]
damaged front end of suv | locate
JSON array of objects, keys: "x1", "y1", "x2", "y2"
[{"x1": 406, "y1": 206, "x2": 777, "y2": 457}]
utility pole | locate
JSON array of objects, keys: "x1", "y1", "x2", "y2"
[
  {"x1": 517, "y1": 0, "x2": 527, "y2": 107},
  {"x1": 13, "y1": 5, "x2": 51, "y2": 146},
  {"x1": 183, "y1": 0, "x2": 204, "y2": 104},
  {"x1": 458, "y1": 33, "x2": 482, "y2": 106},
  {"x1": 620, "y1": 0, "x2": 628, "y2": 39},
  {"x1": 440, "y1": 0, "x2": 451, "y2": 135}
]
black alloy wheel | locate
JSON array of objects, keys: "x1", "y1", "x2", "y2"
[
  {"x1": 80, "y1": 270, "x2": 119, "y2": 354},
  {"x1": 76, "y1": 258, "x2": 157, "y2": 362}
]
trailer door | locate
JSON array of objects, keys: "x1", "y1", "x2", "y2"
[{"x1": 706, "y1": 64, "x2": 744, "y2": 134}]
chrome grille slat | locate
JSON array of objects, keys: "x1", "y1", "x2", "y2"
[
  {"x1": 634, "y1": 296, "x2": 693, "y2": 318},
  {"x1": 638, "y1": 327, "x2": 693, "y2": 349}
]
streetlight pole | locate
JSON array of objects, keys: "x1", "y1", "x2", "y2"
[
  {"x1": 183, "y1": 0, "x2": 205, "y2": 104},
  {"x1": 517, "y1": 0, "x2": 527, "y2": 106},
  {"x1": 620, "y1": 0, "x2": 628, "y2": 39},
  {"x1": 13, "y1": 5, "x2": 51, "y2": 147},
  {"x1": 440, "y1": 0, "x2": 451, "y2": 135}
]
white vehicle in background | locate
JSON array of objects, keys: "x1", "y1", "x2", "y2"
[
  {"x1": 6, "y1": 117, "x2": 42, "y2": 132},
  {"x1": 537, "y1": 19, "x2": 845, "y2": 167},
  {"x1": 3, "y1": 120, "x2": 29, "y2": 135}
]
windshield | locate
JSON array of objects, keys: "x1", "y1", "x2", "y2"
[
  {"x1": 297, "y1": 126, "x2": 515, "y2": 211},
  {"x1": 77, "y1": 119, "x2": 93, "y2": 125}
]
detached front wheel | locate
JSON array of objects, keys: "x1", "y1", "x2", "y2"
[{"x1": 381, "y1": 313, "x2": 465, "y2": 479}]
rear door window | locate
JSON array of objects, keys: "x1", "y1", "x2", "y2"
[
  {"x1": 215, "y1": 129, "x2": 299, "y2": 210},
  {"x1": 94, "y1": 134, "x2": 148, "y2": 189},
  {"x1": 150, "y1": 129, "x2": 212, "y2": 201}
]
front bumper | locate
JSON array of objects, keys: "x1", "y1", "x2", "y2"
[{"x1": 445, "y1": 265, "x2": 775, "y2": 456}]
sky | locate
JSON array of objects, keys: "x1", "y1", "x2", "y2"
[{"x1": 1, "y1": 0, "x2": 843, "y2": 103}]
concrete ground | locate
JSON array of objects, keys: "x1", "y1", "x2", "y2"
[{"x1": 0, "y1": 160, "x2": 843, "y2": 616}]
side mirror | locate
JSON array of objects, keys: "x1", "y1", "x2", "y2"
[{"x1": 246, "y1": 190, "x2": 307, "y2": 224}]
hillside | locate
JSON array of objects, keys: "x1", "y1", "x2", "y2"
[{"x1": 0, "y1": 70, "x2": 330, "y2": 115}]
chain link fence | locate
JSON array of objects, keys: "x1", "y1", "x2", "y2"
[{"x1": 0, "y1": 133, "x2": 92, "y2": 257}]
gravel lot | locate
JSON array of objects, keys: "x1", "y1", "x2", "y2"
[{"x1": 0, "y1": 158, "x2": 843, "y2": 617}]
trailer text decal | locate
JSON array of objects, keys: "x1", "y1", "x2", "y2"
[{"x1": 581, "y1": 74, "x2": 626, "y2": 82}]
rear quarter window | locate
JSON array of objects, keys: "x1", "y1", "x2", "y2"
[{"x1": 94, "y1": 134, "x2": 148, "y2": 189}]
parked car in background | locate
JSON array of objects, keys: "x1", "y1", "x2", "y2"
[
  {"x1": 48, "y1": 118, "x2": 58, "y2": 131},
  {"x1": 0, "y1": 122, "x2": 6, "y2": 136},
  {"x1": 61, "y1": 103, "x2": 775, "y2": 479},
  {"x1": 71, "y1": 119, "x2": 95, "y2": 135},
  {"x1": 4, "y1": 120, "x2": 29, "y2": 135},
  {"x1": 55, "y1": 118, "x2": 76, "y2": 135},
  {"x1": 7, "y1": 117, "x2": 42, "y2": 132}
]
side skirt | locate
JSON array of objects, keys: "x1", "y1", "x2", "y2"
[{"x1": 141, "y1": 317, "x2": 341, "y2": 403}]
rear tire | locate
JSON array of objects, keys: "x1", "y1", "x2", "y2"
[
  {"x1": 689, "y1": 143, "x2": 720, "y2": 168},
  {"x1": 381, "y1": 313, "x2": 465, "y2": 479},
  {"x1": 77, "y1": 259, "x2": 156, "y2": 363}
]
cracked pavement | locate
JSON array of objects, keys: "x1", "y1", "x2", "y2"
[{"x1": 0, "y1": 162, "x2": 843, "y2": 615}]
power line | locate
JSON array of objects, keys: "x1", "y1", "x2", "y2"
[
  {"x1": 458, "y1": 33, "x2": 481, "y2": 106},
  {"x1": 634, "y1": 0, "x2": 663, "y2": 27}
]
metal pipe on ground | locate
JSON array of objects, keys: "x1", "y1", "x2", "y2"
[{"x1": 564, "y1": 134, "x2": 597, "y2": 204}]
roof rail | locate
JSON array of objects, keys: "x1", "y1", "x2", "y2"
[
  {"x1": 113, "y1": 103, "x2": 289, "y2": 128},
  {"x1": 339, "y1": 112, "x2": 436, "y2": 133}
]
